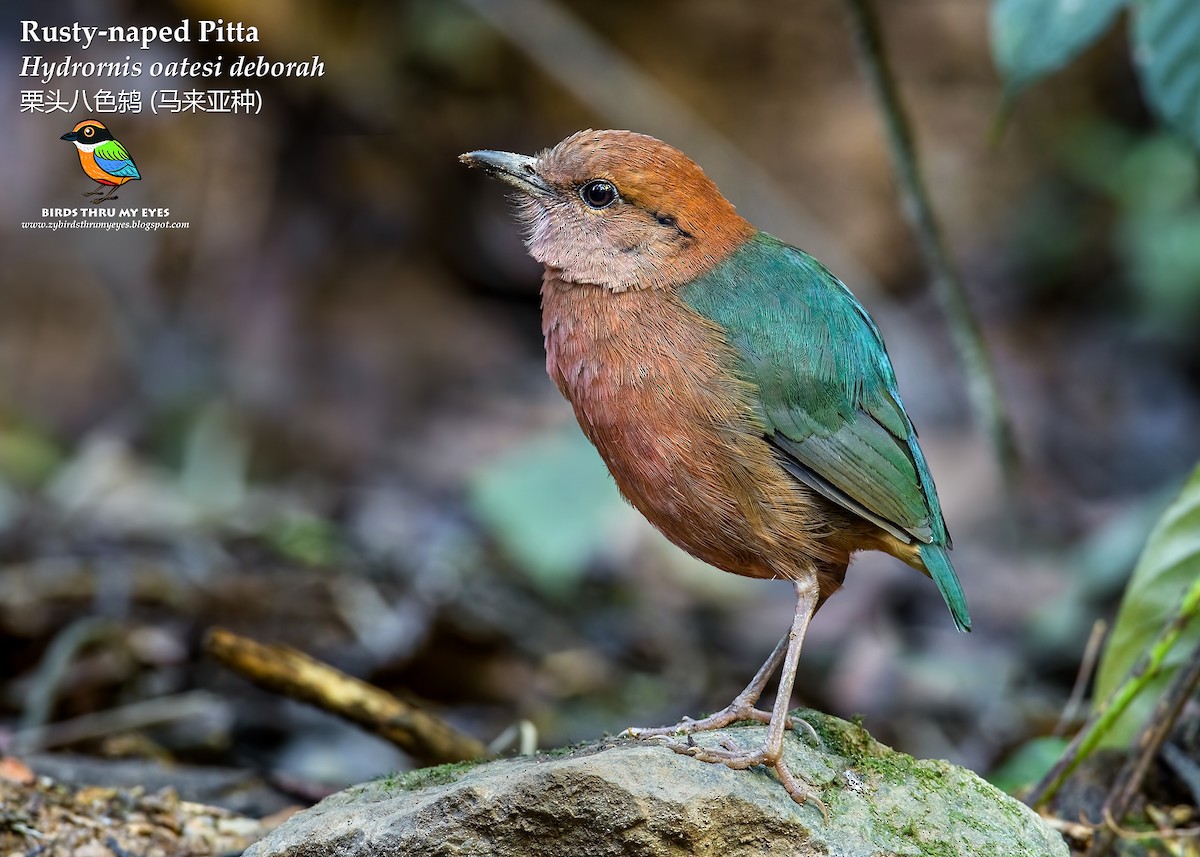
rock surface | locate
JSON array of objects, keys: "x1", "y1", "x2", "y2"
[{"x1": 244, "y1": 710, "x2": 1067, "y2": 857}]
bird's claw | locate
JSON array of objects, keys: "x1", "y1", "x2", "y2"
[
  {"x1": 623, "y1": 703, "x2": 777, "y2": 739},
  {"x1": 647, "y1": 736, "x2": 700, "y2": 758},
  {"x1": 651, "y1": 734, "x2": 827, "y2": 819},
  {"x1": 624, "y1": 703, "x2": 827, "y2": 816},
  {"x1": 791, "y1": 716, "x2": 824, "y2": 749},
  {"x1": 626, "y1": 708, "x2": 821, "y2": 750},
  {"x1": 629, "y1": 732, "x2": 677, "y2": 745},
  {"x1": 777, "y1": 759, "x2": 831, "y2": 823}
]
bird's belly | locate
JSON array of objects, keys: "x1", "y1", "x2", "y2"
[
  {"x1": 542, "y1": 277, "x2": 835, "y2": 580},
  {"x1": 80, "y1": 155, "x2": 128, "y2": 186},
  {"x1": 587, "y1": 403, "x2": 783, "y2": 577}
]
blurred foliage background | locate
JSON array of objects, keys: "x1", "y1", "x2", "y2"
[{"x1": 2, "y1": 0, "x2": 1199, "y2": 806}]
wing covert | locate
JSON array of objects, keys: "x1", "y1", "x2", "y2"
[{"x1": 679, "y1": 232, "x2": 947, "y2": 547}]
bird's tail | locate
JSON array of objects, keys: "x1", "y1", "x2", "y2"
[{"x1": 918, "y1": 543, "x2": 971, "y2": 632}]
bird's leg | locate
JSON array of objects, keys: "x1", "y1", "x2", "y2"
[
  {"x1": 624, "y1": 633, "x2": 788, "y2": 737},
  {"x1": 641, "y1": 579, "x2": 826, "y2": 814},
  {"x1": 93, "y1": 185, "x2": 119, "y2": 203},
  {"x1": 83, "y1": 187, "x2": 105, "y2": 196}
]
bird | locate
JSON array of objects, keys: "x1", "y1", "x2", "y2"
[
  {"x1": 60, "y1": 119, "x2": 141, "y2": 204},
  {"x1": 461, "y1": 130, "x2": 969, "y2": 809}
]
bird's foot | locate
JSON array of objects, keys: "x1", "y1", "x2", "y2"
[
  {"x1": 661, "y1": 733, "x2": 828, "y2": 819},
  {"x1": 622, "y1": 702, "x2": 775, "y2": 738},
  {"x1": 624, "y1": 706, "x2": 826, "y2": 816},
  {"x1": 83, "y1": 190, "x2": 102, "y2": 196},
  {"x1": 92, "y1": 196, "x2": 117, "y2": 205},
  {"x1": 623, "y1": 704, "x2": 822, "y2": 748}
]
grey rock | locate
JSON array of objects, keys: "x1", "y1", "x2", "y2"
[{"x1": 245, "y1": 710, "x2": 1067, "y2": 857}]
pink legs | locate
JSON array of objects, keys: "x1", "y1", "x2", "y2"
[{"x1": 626, "y1": 579, "x2": 826, "y2": 816}]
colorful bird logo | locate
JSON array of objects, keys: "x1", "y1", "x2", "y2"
[{"x1": 60, "y1": 119, "x2": 141, "y2": 204}]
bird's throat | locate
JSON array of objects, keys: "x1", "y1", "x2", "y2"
[{"x1": 523, "y1": 206, "x2": 755, "y2": 293}]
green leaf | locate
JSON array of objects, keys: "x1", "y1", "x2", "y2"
[
  {"x1": 0, "y1": 423, "x2": 62, "y2": 488},
  {"x1": 1093, "y1": 461, "x2": 1200, "y2": 746},
  {"x1": 991, "y1": 0, "x2": 1127, "y2": 93},
  {"x1": 1132, "y1": 0, "x2": 1200, "y2": 150},
  {"x1": 987, "y1": 736, "x2": 1070, "y2": 795},
  {"x1": 1120, "y1": 207, "x2": 1200, "y2": 325},
  {"x1": 179, "y1": 402, "x2": 248, "y2": 515},
  {"x1": 267, "y1": 513, "x2": 341, "y2": 567},
  {"x1": 467, "y1": 425, "x2": 638, "y2": 594}
]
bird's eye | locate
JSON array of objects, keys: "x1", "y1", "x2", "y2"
[
  {"x1": 580, "y1": 180, "x2": 617, "y2": 209},
  {"x1": 83, "y1": 127, "x2": 94, "y2": 137}
]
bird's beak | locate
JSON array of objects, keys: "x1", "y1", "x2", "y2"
[
  {"x1": 61, "y1": 132, "x2": 78, "y2": 142},
  {"x1": 459, "y1": 150, "x2": 552, "y2": 196}
]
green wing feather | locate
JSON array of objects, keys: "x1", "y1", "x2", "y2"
[
  {"x1": 95, "y1": 139, "x2": 130, "y2": 161},
  {"x1": 680, "y1": 232, "x2": 970, "y2": 631}
]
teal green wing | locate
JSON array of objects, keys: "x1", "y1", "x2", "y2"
[
  {"x1": 94, "y1": 139, "x2": 141, "y2": 180},
  {"x1": 680, "y1": 232, "x2": 969, "y2": 630}
]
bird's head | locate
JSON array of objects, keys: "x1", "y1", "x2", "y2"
[
  {"x1": 61, "y1": 119, "x2": 113, "y2": 148},
  {"x1": 461, "y1": 130, "x2": 755, "y2": 292}
]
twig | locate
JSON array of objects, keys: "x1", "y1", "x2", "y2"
[
  {"x1": 16, "y1": 617, "x2": 118, "y2": 751},
  {"x1": 1161, "y1": 742, "x2": 1200, "y2": 807},
  {"x1": 10, "y1": 691, "x2": 223, "y2": 754},
  {"x1": 204, "y1": 627, "x2": 488, "y2": 766},
  {"x1": 1026, "y1": 575, "x2": 1200, "y2": 808},
  {"x1": 841, "y1": 0, "x2": 1019, "y2": 480},
  {"x1": 1087, "y1": 641, "x2": 1200, "y2": 857},
  {"x1": 487, "y1": 720, "x2": 539, "y2": 756},
  {"x1": 1040, "y1": 812, "x2": 1200, "y2": 845},
  {"x1": 1054, "y1": 619, "x2": 1108, "y2": 738},
  {"x1": 1038, "y1": 813, "x2": 1094, "y2": 844}
]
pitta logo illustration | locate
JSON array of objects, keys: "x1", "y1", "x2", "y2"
[{"x1": 60, "y1": 119, "x2": 141, "y2": 204}]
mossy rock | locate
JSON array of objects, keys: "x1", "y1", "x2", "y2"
[{"x1": 245, "y1": 709, "x2": 1067, "y2": 857}]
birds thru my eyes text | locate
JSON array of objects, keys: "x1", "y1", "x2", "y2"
[{"x1": 42, "y1": 208, "x2": 169, "y2": 218}]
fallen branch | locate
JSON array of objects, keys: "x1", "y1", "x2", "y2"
[{"x1": 204, "y1": 627, "x2": 488, "y2": 766}]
